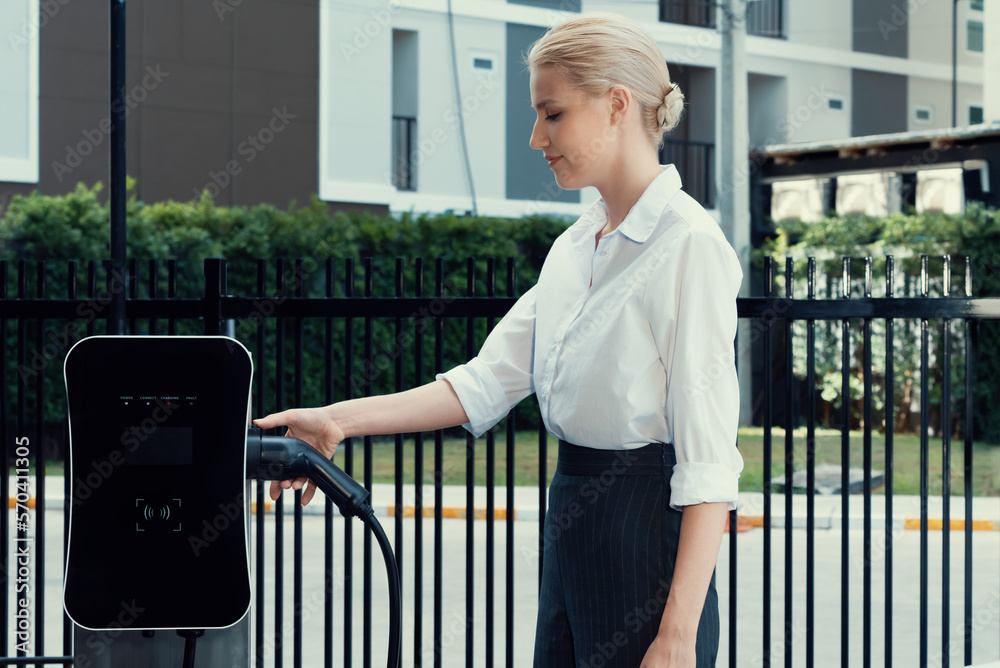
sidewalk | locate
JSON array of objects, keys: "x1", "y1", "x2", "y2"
[{"x1": 11, "y1": 476, "x2": 1000, "y2": 531}]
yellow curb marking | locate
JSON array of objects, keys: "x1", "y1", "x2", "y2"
[
  {"x1": 387, "y1": 504, "x2": 515, "y2": 520},
  {"x1": 738, "y1": 515, "x2": 997, "y2": 531},
  {"x1": 903, "y1": 518, "x2": 997, "y2": 531}
]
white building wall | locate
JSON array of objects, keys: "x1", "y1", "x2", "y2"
[
  {"x1": 784, "y1": 0, "x2": 851, "y2": 51},
  {"x1": 0, "y1": 0, "x2": 39, "y2": 184},
  {"x1": 747, "y1": 57, "x2": 851, "y2": 144},
  {"x1": 319, "y1": 0, "x2": 985, "y2": 215},
  {"x1": 908, "y1": 77, "x2": 986, "y2": 130},
  {"x1": 907, "y1": 0, "x2": 955, "y2": 67},
  {"x1": 319, "y1": 0, "x2": 396, "y2": 205},
  {"x1": 391, "y1": 10, "x2": 507, "y2": 210}
]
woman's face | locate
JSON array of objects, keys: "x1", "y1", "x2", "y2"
[{"x1": 529, "y1": 65, "x2": 614, "y2": 191}]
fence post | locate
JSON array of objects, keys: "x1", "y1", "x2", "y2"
[{"x1": 204, "y1": 258, "x2": 226, "y2": 335}]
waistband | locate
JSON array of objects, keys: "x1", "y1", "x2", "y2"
[{"x1": 556, "y1": 440, "x2": 676, "y2": 476}]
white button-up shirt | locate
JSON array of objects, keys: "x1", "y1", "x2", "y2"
[{"x1": 439, "y1": 165, "x2": 744, "y2": 510}]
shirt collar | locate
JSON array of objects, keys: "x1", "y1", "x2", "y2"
[
  {"x1": 616, "y1": 164, "x2": 682, "y2": 244},
  {"x1": 568, "y1": 164, "x2": 683, "y2": 245}
]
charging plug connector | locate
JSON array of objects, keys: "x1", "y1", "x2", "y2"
[{"x1": 245, "y1": 427, "x2": 371, "y2": 517}]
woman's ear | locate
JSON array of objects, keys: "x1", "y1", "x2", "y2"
[{"x1": 608, "y1": 86, "x2": 631, "y2": 126}]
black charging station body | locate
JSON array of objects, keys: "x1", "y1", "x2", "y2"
[{"x1": 64, "y1": 336, "x2": 253, "y2": 632}]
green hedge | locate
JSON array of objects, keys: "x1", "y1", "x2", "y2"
[{"x1": 0, "y1": 182, "x2": 572, "y2": 436}]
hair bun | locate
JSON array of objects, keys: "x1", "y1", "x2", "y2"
[{"x1": 656, "y1": 83, "x2": 685, "y2": 133}]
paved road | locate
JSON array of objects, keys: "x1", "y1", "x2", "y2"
[{"x1": 7, "y1": 502, "x2": 1000, "y2": 667}]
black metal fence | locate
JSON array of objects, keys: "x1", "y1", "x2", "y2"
[{"x1": 2, "y1": 255, "x2": 999, "y2": 668}]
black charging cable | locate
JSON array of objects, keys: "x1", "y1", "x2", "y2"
[
  {"x1": 246, "y1": 427, "x2": 401, "y2": 668},
  {"x1": 177, "y1": 629, "x2": 204, "y2": 668}
]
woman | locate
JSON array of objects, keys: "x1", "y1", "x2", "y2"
[{"x1": 255, "y1": 12, "x2": 743, "y2": 667}]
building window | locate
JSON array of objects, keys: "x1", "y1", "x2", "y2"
[
  {"x1": 468, "y1": 50, "x2": 498, "y2": 74},
  {"x1": 828, "y1": 97, "x2": 845, "y2": 111},
  {"x1": 970, "y1": 0, "x2": 983, "y2": 10},
  {"x1": 660, "y1": 0, "x2": 716, "y2": 28},
  {"x1": 745, "y1": 0, "x2": 785, "y2": 38},
  {"x1": 913, "y1": 105, "x2": 933, "y2": 123},
  {"x1": 969, "y1": 105, "x2": 984, "y2": 125},
  {"x1": 392, "y1": 30, "x2": 418, "y2": 191},
  {"x1": 968, "y1": 20, "x2": 984, "y2": 52},
  {"x1": 391, "y1": 117, "x2": 417, "y2": 191}
]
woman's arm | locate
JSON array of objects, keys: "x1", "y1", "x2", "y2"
[
  {"x1": 641, "y1": 501, "x2": 729, "y2": 666},
  {"x1": 253, "y1": 379, "x2": 468, "y2": 504},
  {"x1": 330, "y1": 379, "x2": 469, "y2": 439}
]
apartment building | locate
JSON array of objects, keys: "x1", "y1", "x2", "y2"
[{"x1": 0, "y1": 0, "x2": 991, "y2": 224}]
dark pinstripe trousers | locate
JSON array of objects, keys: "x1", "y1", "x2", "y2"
[{"x1": 532, "y1": 441, "x2": 720, "y2": 667}]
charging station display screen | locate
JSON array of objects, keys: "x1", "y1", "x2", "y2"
[
  {"x1": 125, "y1": 426, "x2": 194, "y2": 466},
  {"x1": 64, "y1": 336, "x2": 253, "y2": 631}
]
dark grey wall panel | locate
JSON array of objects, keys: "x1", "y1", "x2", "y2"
[
  {"x1": 508, "y1": 0, "x2": 580, "y2": 11},
  {"x1": 4, "y1": 0, "x2": 320, "y2": 210},
  {"x1": 505, "y1": 23, "x2": 578, "y2": 204},
  {"x1": 851, "y1": 69, "x2": 908, "y2": 137},
  {"x1": 853, "y1": 0, "x2": 908, "y2": 58}
]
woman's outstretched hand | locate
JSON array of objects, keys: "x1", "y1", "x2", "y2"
[{"x1": 253, "y1": 407, "x2": 346, "y2": 506}]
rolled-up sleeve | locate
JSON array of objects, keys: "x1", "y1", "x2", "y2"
[
  {"x1": 653, "y1": 227, "x2": 744, "y2": 510},
  {"x1": 437, "y1": 286, "x2": 537, "y2": 436}
]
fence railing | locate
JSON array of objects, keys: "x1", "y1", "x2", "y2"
[{"x1": 1, "y1": 255, "x2": 999, "y2": 668}]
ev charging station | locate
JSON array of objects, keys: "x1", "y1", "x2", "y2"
[{"x1": 63, "y1": 336, "x2": 400, "y2": 667}]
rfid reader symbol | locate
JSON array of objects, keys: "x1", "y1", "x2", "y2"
[
  {"x1": 143, "y1": 504, "x2": 171, "y2": 521},
  {"x1": 135, "y1": 498, "x2": 182, "y2": 533}
]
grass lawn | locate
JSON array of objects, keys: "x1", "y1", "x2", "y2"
[{"x1": 33, "y1": 427, "x2": 1000, "y2": 496}]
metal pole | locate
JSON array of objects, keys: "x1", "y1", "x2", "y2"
[
  {"x1": 952, "y1": 0, "x2": 958, "y2": 127},
  {"x1": 109, "y1": 0, "x2": 127, "y2": 335},
  {"x1": 720, "y1": 0, "x2": 753, "y2": 426}
]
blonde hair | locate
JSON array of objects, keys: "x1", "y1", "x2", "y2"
[{"x1": 525, "y1": 13, "x2": 684, "y2": 150}]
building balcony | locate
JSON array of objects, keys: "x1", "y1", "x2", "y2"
[{"x1": 659, "y1": 0, "x2": 784, "y2": 38}]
